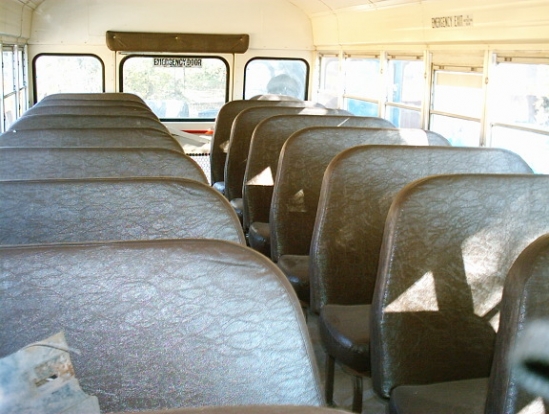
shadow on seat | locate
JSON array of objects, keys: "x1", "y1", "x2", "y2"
[
  {"x1": 0, "y1": 239, "x2": 323, "y2": 412},
  {"x1": 390, "y1": 232, "x2": 549, "y2": 414},
  {"x1": 0, "y1": 178, "x2": 245, "y2": 245},
  {"x1": 311, "y1": 146, "x2": 533, "y2": 412},
  {"x1": 370, "y1": 175, "x2": 549, "y2": 408}
]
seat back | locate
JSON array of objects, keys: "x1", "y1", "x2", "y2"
[
  {"x1": 209, "y1": 99, "x2": 322, "y2": 186},
  {"x1": 0, "y1": 178, "x2": 245, "y2": 245},
  {"x1": 310, "y1": 146, "x2": 533, "y2": 313},
  {"x1": 34, "y1": 99, "x2": 149, "y2": 109},
  {"x1": 24, "y1": 104, "x2": 159, "y2": 119},
  {"x1": 40, "y1": 92, "x2": 147, "y2": 104},
  {"x1": 270, "y1": 127, "x2": 450, "y2": 261},
  {"x1": 243, "y1": 115, "x2": 393, "y2": 230},
  {"x1": 0, "y1": 128, "x2": 182, "y2": 151},
  {"x1": 371, "y1": 174, "x2": 549, "y2": 398},
  {"x1": 486, "y1": 234, "x2": 549, "y2": 413},
  {"x1": 0, "y1": 239, "x2": 323, "y2": 412},
  {"x1": 8, "y1": 114, "x2": 169, "y2": 134},
  {"x1": 0, "y1": 148, "x2": 207, "y2": 183},
  {"x1": 224, "y1": 107, "x2": 351, "y2": 202}
]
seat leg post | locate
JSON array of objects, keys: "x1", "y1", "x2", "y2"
[
  {"x1": 351, "y1": 374, "x2": 363, "y2": 413},
  {"x1": 324, "y1": 354, "x2": 335, "y2": 407}
]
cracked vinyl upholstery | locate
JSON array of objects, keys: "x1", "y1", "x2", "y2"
[
  {"x1": 243, "y1": 114, "x2": 393, "y2": 232},
  {"x1": 0, "y1": 178, "x2": 245, "y2": 245},
  {"x1": 371, "y1": 174, "x2": 549, "y2": 398},
  {"x1": 0, "y1": 128, "x2": 183, "y2": 150},
  {"x1": 224, "y1": 106, "x2": 350, "y2": 203},
  {"x1": 8, "y1": 114, "x2": 170, "y2": 134},
  {"x1": 0, "y1": 148, "x2": 207, "y2": 183},
  {"x1": 209, "y1": 99, "x2": 320, "y2": 187},
  {"x1": 310, "y1": 145, "x2": 533, "y2": 313},
  {"x1": 270, "y1": 127, "x2": 449, "y2": 262},
  {"x1": 0, "y1": 239, "x2": 324, "y2": 412}
]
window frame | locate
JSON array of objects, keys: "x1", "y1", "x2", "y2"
[
  {"x1": 119, "y1": 53, "x2": 230, "y2": 122},
  {"x1": 243, "y1": 56, "x2": 310, "y2": 100},
  {"x1": 2, "y1": 44, "x2": 28, "y2": 132},
  {"x1": 32, "y1": 53, "x2": 105, "y2": 104}
]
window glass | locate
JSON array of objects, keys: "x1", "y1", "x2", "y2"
[
  {"x1": 4, "y1": 94, "x2": 17, "y2": 130},
  {"x1": 345, "y1": 57, "x2": 380, "y2": 98},
  {"x1": 490, "y1": 62, "x2": 549, "y2": 129},
  {"x1": 386, "y1": 106, "x2": 421, "y2": 128},
  {"x1": 34, "y1": 54, "x2": 103, "y2": 102},
  {"x1": 244, "y1": 58, "x2": 308, "y2": 100},
  {"x1": 432, "y1": 70, "x2": 483, "y2": 118},
  {"x1": 430, "y1": 114, "x2": 481, "y2": 146},
  {"x1": 491, "y1": 126, "x2": 549, "y2": 173},
  {"x1": 345, "y1": 98, "x2": 378, "y2": 117},
  {"x1": 3, "y1": 49, "x2": 15, "y2": 93},
  {"x1": 17, "y1": 49, "x2": 27, "y2": 115},
  {"x1": 122, "y1": 56, "x2": 228, "y2": 120},
  {"x1": 387, "y1": 59, "x2": 424, "y2": 106},
  {"x1": 316, "y1": 56, "x2": 339, "y2": 108},
  {"x1": 489, "y1": 62, "x2": 549, "y2": 173}
]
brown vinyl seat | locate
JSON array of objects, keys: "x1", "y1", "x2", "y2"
[
  {"x1": 209, "y1": 98, "x2": 323, "y2": 194},
  {"x1": 24, "y1": 104, "x2": 160, "y2": 119},
  {"x1": 0, "y1": 128, "x2": 183, "y2": 151},
  {"x1": 0, "y1": 148, "x2": 207, "y2": 183},
  {"x1": 34, "y1": 98, "x2": 150, "y2": 109},
  {"x1": 0, "y1": 178, "x2": 245, "y2": 245},
  {"x1": 243, "y1": 115, "x2": 393, "y2": 256},
  {"x1": 311, "y1": 146, "x2": 533, "y2": 412},
  {"x1": 389, "y1": 231, "x2": 549, "y2": 414},
  {"x1": 0, "y1": 239, "x2": 323, "y2": 412},
  {"x1": 40, "y1": 92, "x2": 148, "y2": 104},
  {"x1": 8, "y1": 114, "x2": 170, "y2": 134},
  {"x1": 370, "y1": 175, "x2": 549, "y2": 410},
  {"x1": 224, "y1": 107, "x2": 351, "y2": 224},
  {"x1": 269, "y1": 127, "x2": 449, "y2": 308}
]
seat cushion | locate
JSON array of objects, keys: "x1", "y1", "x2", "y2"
[
  {"x1": 389, "y1": 377, "x2": 488, "y2": 414},
  {"x1": 318, "y1": 304, "x2": 371, "y2": 373},
  {"x1": 248, "y1": 221, "x2": 271, "y2": 257},
  {"x1": 277, "y1": 254, "x2": 310, "y2": 302},
  {"x1": 213, "y1": 181, "x2": 225, "y2": 195}
]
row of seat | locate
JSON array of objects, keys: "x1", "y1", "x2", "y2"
[
  {"x1": 3, "y1": 92, "x2": 549, "y2": 414},
  {"x1": 213, "y1": 96, "x2": 549, "y2": 413},
  {"x1": 0, "y1": 93, "x2": 347, "y2": 414}
]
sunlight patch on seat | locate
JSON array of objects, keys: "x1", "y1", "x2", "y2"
[
  {"x1": 488, "y1": 311, "x2": 500, "y2": 332},
  {"x1": 246, "y1": 167, "x2": 274, "y2": 186},
  {"x1": 385, "y1": 271, "x2": 439, "y2": 313},
  {"x1": 518, "y1": 397, "x2": 546, "y2": 414},
  {"x1": 337, "y1": 118, "x2": 352, "y2": 126},
  {"x1": 461, "y1": 227, "x2": 506, "y2": 318},
  {"x1": 289, "y1": 189, "x2": 306, "y2": 212}
]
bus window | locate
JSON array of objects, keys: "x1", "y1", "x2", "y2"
[
  {"x1": 386, "y1": 58, "x2": 423, "y2": 128},
  {"x1": 121, "y1": 55, "x2": 228, "y2": 120},
  {"x1": 343, "y1": 56, "x2": 380, "y2": 117},
  {"x1": 2, "y1": 45, "x2": 28, "y2": 132},
  {"x1": 244, "y1": 58, "x2": 308, "y2": 100},
  {"x1": 489, "y1": 61, "x2": 549, "y2": 173},
  {"x1": 315, "y1": 55, "x2": 339, "y2": 108},
  {"x1": 33, "y1": 54, "x2": 104, "y2": 102},
  {"x1": 429, "y1": 67, "x2": 483, "y2": 146}
]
